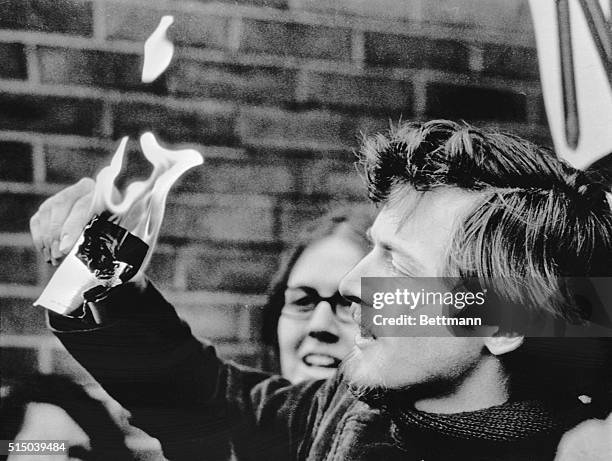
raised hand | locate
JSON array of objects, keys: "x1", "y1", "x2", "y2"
[{"x1": 29, "y1": 178, "x2": 97, "y2": 266}]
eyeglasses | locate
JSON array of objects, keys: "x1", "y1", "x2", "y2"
[{"x1": 282, "y1": 287, "x2": 354, "y2": 323}]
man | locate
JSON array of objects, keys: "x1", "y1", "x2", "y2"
[{"x1": 30, "y1": 120, "x2": 612, "y2": 460}]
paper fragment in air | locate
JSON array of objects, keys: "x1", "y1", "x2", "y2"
[{"x1": 142, "y1": 15, "x2": 174, "y2": 83}]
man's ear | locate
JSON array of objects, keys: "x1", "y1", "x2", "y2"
[{"x1": 483, "y1": 333, "x2": 524, "y2": 356}]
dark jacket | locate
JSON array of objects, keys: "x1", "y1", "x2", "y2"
[{"x1": 49, "y1": 282, "x2": 590, "y2": 461}]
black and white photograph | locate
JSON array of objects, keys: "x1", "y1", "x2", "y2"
[{"x1": 1, "y1": 0, "x2": 611, "y2": 460}]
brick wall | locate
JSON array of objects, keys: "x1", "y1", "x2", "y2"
[{"x1": 0, "y1": 0, "x2": 550, "y2": 382}]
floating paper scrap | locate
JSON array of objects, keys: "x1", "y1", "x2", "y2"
[{"x1": 142, "y1": 15, "x2": 174, "y2": 83}]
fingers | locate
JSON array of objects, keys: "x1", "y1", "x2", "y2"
[
  {"x1": 29, "y1": 213, "x2": 44, "y2": 256},
  {"x1": 59, "y1": 191, "x2": 95, "y2": 253},
  {"x1": 30, "y1": 205, "x2": 52, "y2": 263},
  {"x1": 30, "y1": 178, "x2": 95, "y2": 265}
]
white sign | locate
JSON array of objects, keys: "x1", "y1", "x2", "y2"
[{"x1": 529, "y1": 0, "x2": 612, "y2": 169}]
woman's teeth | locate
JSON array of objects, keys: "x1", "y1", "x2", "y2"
[{"x1": 302, "y1": 354, "x2": 340, "y2": 368}]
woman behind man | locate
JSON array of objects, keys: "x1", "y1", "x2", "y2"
[{"x1": 261, "y1": 207, "x2": 374, "y2": 383}]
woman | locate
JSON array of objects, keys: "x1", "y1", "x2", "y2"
[{"x1": 262, "y1": 207, "x2": 374, "y2": 383}]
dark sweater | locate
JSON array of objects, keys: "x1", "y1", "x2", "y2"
[{"x1": 48, "y1": 282, "x2": 592, "y2": 461}]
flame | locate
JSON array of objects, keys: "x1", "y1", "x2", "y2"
[
  {"x1": 142, "y1": 15, "x2": 174, "y2": 83},
  {"x1": 34, "y1": 15, "x2": 203, "y2": 315},
  {"x1": 91, "y1": 132, "x2": 203, "y2": 271},
  {"x1": 34, "y1": 136, "x2": 202, "y2": 315}
]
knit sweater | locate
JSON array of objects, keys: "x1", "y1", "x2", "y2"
[{"x1": 48, "y1": 281, "x2": 595, "y2": 461}]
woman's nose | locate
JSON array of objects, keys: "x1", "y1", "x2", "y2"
[{"x1": 306, "y1": 301, "x2": 341, "y2": 342}]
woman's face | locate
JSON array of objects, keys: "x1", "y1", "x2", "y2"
[{"x1": 278, "y1": 233, "x2": 364, "y2": 383}]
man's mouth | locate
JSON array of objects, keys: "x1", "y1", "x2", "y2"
[
  {"x1": 354, "y1": 331, "x2": 377, "y2": 348},
  {"x1": 302, "y1": 353, "x2": 342, "y2": 368},
  {"x1": 351, "y1": 303, "x2": 377, "y2": 347}
]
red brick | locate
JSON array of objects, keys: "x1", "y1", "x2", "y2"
[
  {"x1": 198, "y1": 0, "x2": 287, "y2": 7},
  {"x1": 0, "y1": 94, "x2": 104, "y2": 136},
  {"x1": 45, "y1": 144, "x2": 110, "y2": 184},
  {"x1": 177, "y1": 158, "x2": 296, "y2": 195},
  {"x1": 340, "y1": 114, "x2": 389, "y2": 149},
  {"x1": 185, "y1": 245, "x2": 279, "y2": 293},
  {"x1": 45, "y1": 140, "x2": 176, "y2": 188},
  {"x1": 167, "y1": 59, "x2": 297, "y2": 104},
  {"x1": 297, "y1": 157, "x2": 366, "y2": 198},
  {"x1": 112, "y1": 102, "x2": 237, "y2": 146},
  {"x1": 0, "y1": 43, "x2": 27, "y2": 80},
  {"x1": 481, "y1": 44, "x2": 539, "y2": 80},
  {"x1": 299, "y1": 72, "x2": 412, "y2": 112},
  {"x1": 237, "y1": 107, "x2": 348, "y2": 148},
  {"x1": 145, "y1": 248, "x2": 177, "y2": 289},
  {"x1": 365, "y1": 33, "x2": 470, "y2": 72},
  {"x1": 352, "y1": 115, "x2": 394, "y2": 142},
  {"x1": 0, "y1": 192, "x2": 46, "y2": 233},
  {"x1": 500, "y1": 123, "x2": 551, "y2": 149},
  {"x1": 425, "y1": 83, "x2": 527, "y2": 122},
  {"x1": 0, "y1": 0, "x2": 93, "y2": 36},
  {"x1": 0, "y1": 246, "x2": 38, "y2": 284},
  {"x1": 239, "y1": 19, "x2": 352, "y2": 61},
  {"x1": 115, "y1": 143, "x2": 158, "y2": 188},
  {"x1": 104, "y1": 3, "x2": 228, "y2": 49},
  {"x1": 220, "y1": 0, "x2": 287, "y2": 7},
  {"x1": 0, "y1": 297, "x2": 47, "y2": 334},
  {"x1": 277, "y1": 198, "x2": 330, "y2": 242},
  {"x1": 290, "y1": 0, "x2": 421, "y2": 20},
  {"x1": 246, "y1": 144, "x2": 351, "y2": 161},
  {"x1": 0, "y1": 141, "x2": 32, "y2": 182},
  {"x1": 161, "y1": 195, "x2": 275, "y2": 243},
  {"x1": 38, "y1": 47, "x2": 149, "y2": 92},
  {"x1": 0, "y1": 346, "x2": 39, "y2": 377},
  {"x1": 421, "y1": 0, "x2": 532, "y2": 35}
]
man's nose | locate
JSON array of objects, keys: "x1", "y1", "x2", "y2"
[{"x1": 339, "y1": 257, "x2": 366, "y2": 306}]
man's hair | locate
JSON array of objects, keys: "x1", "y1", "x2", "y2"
[
  {"x1": 359, "y1": 119, "x2": 612, "y2": 316},
  {"x1": 358, "y1": 120, "x2": 612, "y2": 402}
]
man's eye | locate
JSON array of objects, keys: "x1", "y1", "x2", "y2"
[{"x1": 390, "y1": 258, "x2": 412, "y2": 276}]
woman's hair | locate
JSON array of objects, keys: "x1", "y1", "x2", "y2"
[
  {"x1": 261, "y1": 206, "x2": 374, "y2": 349},
  {"x1": 0, "y1": 373, "x2": 133, "y2": 460}
]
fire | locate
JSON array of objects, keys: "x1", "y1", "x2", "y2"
[
  {"x1": 92, "y1": 132, "x2": 203, "y2": 270},
  {"x1": 35, "y1": 15, "x2": 203, "y2": 314}
]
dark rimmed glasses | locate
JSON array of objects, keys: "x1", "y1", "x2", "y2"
[{"x1": 281, "y1": 287, "x2": 354, "y2": 322}]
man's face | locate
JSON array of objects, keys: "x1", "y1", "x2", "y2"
[{"x1": 339, "y1": 187, "x2": 488, "y2": 391}]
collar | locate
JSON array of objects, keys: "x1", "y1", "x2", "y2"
[{"x1": 389, "y1": 400, "x2": 568, "y2": 444}]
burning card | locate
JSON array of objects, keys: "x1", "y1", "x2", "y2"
[
  {"x1": 34, "y1": 133, "x2": 203, "y2": 315},
  {"x1": 34, "y1": 16, "x2": 203, "y2": 315},
  {"x1": 76, "y1": 212, "x2": 149, "y2": 303}
]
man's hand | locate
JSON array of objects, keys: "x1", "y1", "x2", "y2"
[
  {"x1": 554, "y1": 414, "x2": 612, "y2": 461},
  {"x1": 29, "y1": 178, "x2": 96, "y2": 266}
]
